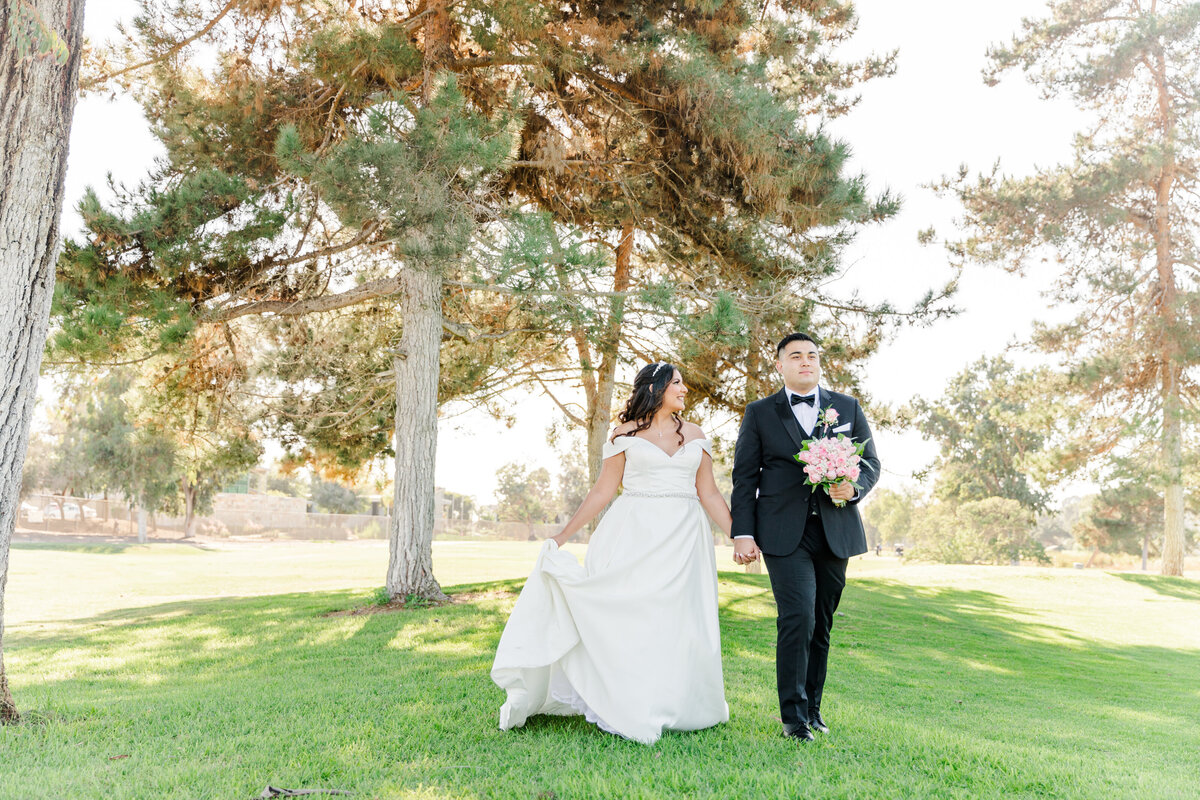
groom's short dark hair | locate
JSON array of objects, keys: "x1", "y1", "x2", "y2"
[{"x1": 776, "y1": 332, "x2": 818, "y2": 358}]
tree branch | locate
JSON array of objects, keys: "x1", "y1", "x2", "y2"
[
  {"x1": 206, "y1": 275, "x2": 404, "y2": 321},
  {"x1": 442, "y1": 318, "x2": 538, "y2": 342},
  {"x1": 444, "y1": 280, "x2": 637, "y2": 298},
  {"x1": 534, "y1": 376, "x2": 586, "y2": 427},
  {"x1": 85, "y1": 0, "x2": 240, "y2": 88}
]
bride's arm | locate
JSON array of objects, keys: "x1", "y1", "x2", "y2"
[
  {"x1": 551, "y1": 453, "x2": 625, "y2": 547},
  {"x1": 696, "y1": 451, "x2": 733, "y2": 538}
]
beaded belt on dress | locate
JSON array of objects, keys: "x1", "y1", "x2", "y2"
[{"x1": 621, "y1": 490, "x2": 698, "y2": 500}]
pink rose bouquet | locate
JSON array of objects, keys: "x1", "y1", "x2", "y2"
[{"x1": 792, "y1": 433, "x2": 867, "y2": 507}]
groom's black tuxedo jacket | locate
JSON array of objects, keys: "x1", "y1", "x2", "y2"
[{"x1": 731, "y1": 387, "x2": 881, "y2": 558}]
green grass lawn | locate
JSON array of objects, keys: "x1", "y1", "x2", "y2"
[{"x1": 2, "y1": 541, "x2": 1198, "y2": 799}]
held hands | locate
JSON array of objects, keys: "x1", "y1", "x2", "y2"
[
  {"x1": 733, "y1": 537, "x2": 761, "y2": 565},
  {"x1": 828, "y1": 481, "x2": 855, "y2": 503}
]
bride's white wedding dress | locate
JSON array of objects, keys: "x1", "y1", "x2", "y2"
[{"x1": 491, "y1": 435, "x2": 729, "y2": 745}]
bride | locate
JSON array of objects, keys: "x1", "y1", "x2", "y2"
[{"x1": 491, "y1": 361, "x2": 749, "y2": 744}]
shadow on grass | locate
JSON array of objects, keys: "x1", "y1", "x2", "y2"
[
  {"x1": 11, "y1": 537, "x2": 215, "y2": 554},
  {"x1": 1113, "y1": 572, "x2": 1200, "y2": 601},
  {"x1": 6, "y1": 574, "x2": 1200, "y2": 799},
  {"x1": 12, "y1": 541, "x2": 138, "y2": 555}
]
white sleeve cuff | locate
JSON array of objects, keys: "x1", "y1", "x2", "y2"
[{"x1": 733, "y1": 535, "x2": 755, "y2": 540}]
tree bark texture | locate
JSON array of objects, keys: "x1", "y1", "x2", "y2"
[
  {"x1": 1151, "y1": 52, "x2": 1185, "y2": 577},
  {"x1": 387, "y1": 267, "x2": 448, "y2": 602},
  {"x1": 0, "y1": 0, "x2": 87, "y2": 723},
  {"x1": 182, "y1": 478, "x2": 198, "y2": 538},
  {"x1": 584, "y1": 222, "x2": 634, "y2": 486}
]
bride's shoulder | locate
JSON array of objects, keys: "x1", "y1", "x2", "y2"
[
  {"x1": 681, "y1": 421, "x2": 708, "y2": 442},
  {"x1": 609, "y1": 420, "x2": 639, "y2": 440},
  {"x1": 603, "y1": 422, "x2": 640, "y2": 460}
]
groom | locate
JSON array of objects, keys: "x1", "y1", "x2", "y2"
[{"x1": 731, "y1": 332, "x2": 880, "y2": 741}]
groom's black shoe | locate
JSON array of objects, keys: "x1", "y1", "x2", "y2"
[
  {"x1": 809, "y1": 711, "x2": 830, "y2": 734},
  {"x1": 782, "y1": 722, "x2": 815, "y2": 742}
]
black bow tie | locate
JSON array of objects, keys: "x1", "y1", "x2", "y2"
[{"x1": 790, "y1": 393, "x2": 815, "y2": 407}]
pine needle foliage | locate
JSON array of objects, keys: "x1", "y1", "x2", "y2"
[{"x1": 939, "y1": 0, "x2": 1200, "y2": 575}]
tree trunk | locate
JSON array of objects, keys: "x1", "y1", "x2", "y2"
[
  {"x1": 1150, "y1": 49, "x2": 1185, "y2": 577},
  {"x1": 1155, "y1": 247, "x2": 1186, "y2": 578},
  {"x1": 746, "y1": 318, "x2": 763, "y2": 406},
  {"x1": 182, "y1": 478, "x2": 197, "y2": 539},
  {"x1": 1142, "y1": 531, "x2": 1149, "y2": 572},
  {"x1": 584, "y1": 222, "x2": 635, "y2": 485},
  {"x1": 387, "y1": 267, "x2": 448, "y2": 602},
  {"x1": 136, "y1": 504, "x2": 147, "y2": 544},
  {"x1": 744, "y1": 318, "x2": 763, "y2": 575},
  {"x1": 1161, "y1": 417, "x2": 1185, "y2": 576},
  {"x1": 0, "y1": 0, "x2": 87, "y2": 725}
]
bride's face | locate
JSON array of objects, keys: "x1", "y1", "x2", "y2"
[{"x1": 661, "y1": 370, "x2": 687, "y2": 413}]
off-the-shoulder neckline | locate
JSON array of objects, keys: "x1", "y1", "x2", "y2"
[{"x1": 608, "y1": 436, "x2": 710, "y2": 459}]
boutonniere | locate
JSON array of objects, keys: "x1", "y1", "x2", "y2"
[{"x1": 817, "y1": 405, "x2": 839, "y2": 435}]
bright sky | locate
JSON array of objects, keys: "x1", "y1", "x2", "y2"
[{"x1": 61, "y1": 1, "x2": 1090, "y2": 504}]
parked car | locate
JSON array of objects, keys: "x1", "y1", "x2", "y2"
[
  {"x1": 41, "y1": 504, "x2": 62, "y2": 520},
  {"x1": 19, "y1": 502, "x2": 39, "y2": 521}
]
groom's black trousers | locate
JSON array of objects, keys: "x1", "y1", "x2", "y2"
[{"x1": 762, "y1": 511, "x2": 848, "y2": 727}]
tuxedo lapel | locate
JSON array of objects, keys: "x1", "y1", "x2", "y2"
[
  {"x1": 816, "y1": 392, "x2": 849, "y2": 440},
  {"x1": 773, "y1": 390, "x2": 807, "y2": 454}
]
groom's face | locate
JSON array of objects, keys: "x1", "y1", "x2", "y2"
[{"x1": 776, "y1": 339, "x2": 821, "y2": 393}]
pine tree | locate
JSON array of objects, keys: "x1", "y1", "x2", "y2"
[
  {"x1": 943, "y1": 0, "x2": 1200, "y2": 576},
  {"x1": 495, "y1": 0, "x2": 923, "y2": 480},
  {"x1": 910, "y1": 357, "x2": 1052, "y2": 513},
  {"x1": 59, "y1": 0, "x2": 578, "y2": 601}
]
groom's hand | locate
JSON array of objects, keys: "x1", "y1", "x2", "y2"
[
  {"x1": 733, "y1": 538, "x2": 760, "y2": 564},
  {"x1": 829, "y1": 482, "x2": 855, "y2": 503}
]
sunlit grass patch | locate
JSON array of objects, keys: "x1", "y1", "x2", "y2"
[{"x1": 2, "y1": 546, "x2": 1198, "y2": 799}]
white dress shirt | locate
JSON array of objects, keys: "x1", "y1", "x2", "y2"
[{"x1": 787, "y1": 386, "x2": 820, "y2": 435}]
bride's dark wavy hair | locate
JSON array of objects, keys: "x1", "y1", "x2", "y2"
[{"x1": 612, "y1": 362, "x2": 684, "y2": 445}]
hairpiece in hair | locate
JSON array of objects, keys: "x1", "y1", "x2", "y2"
[{"x1": 651, "y1": 361, "x2": 667, "y2": 377}]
